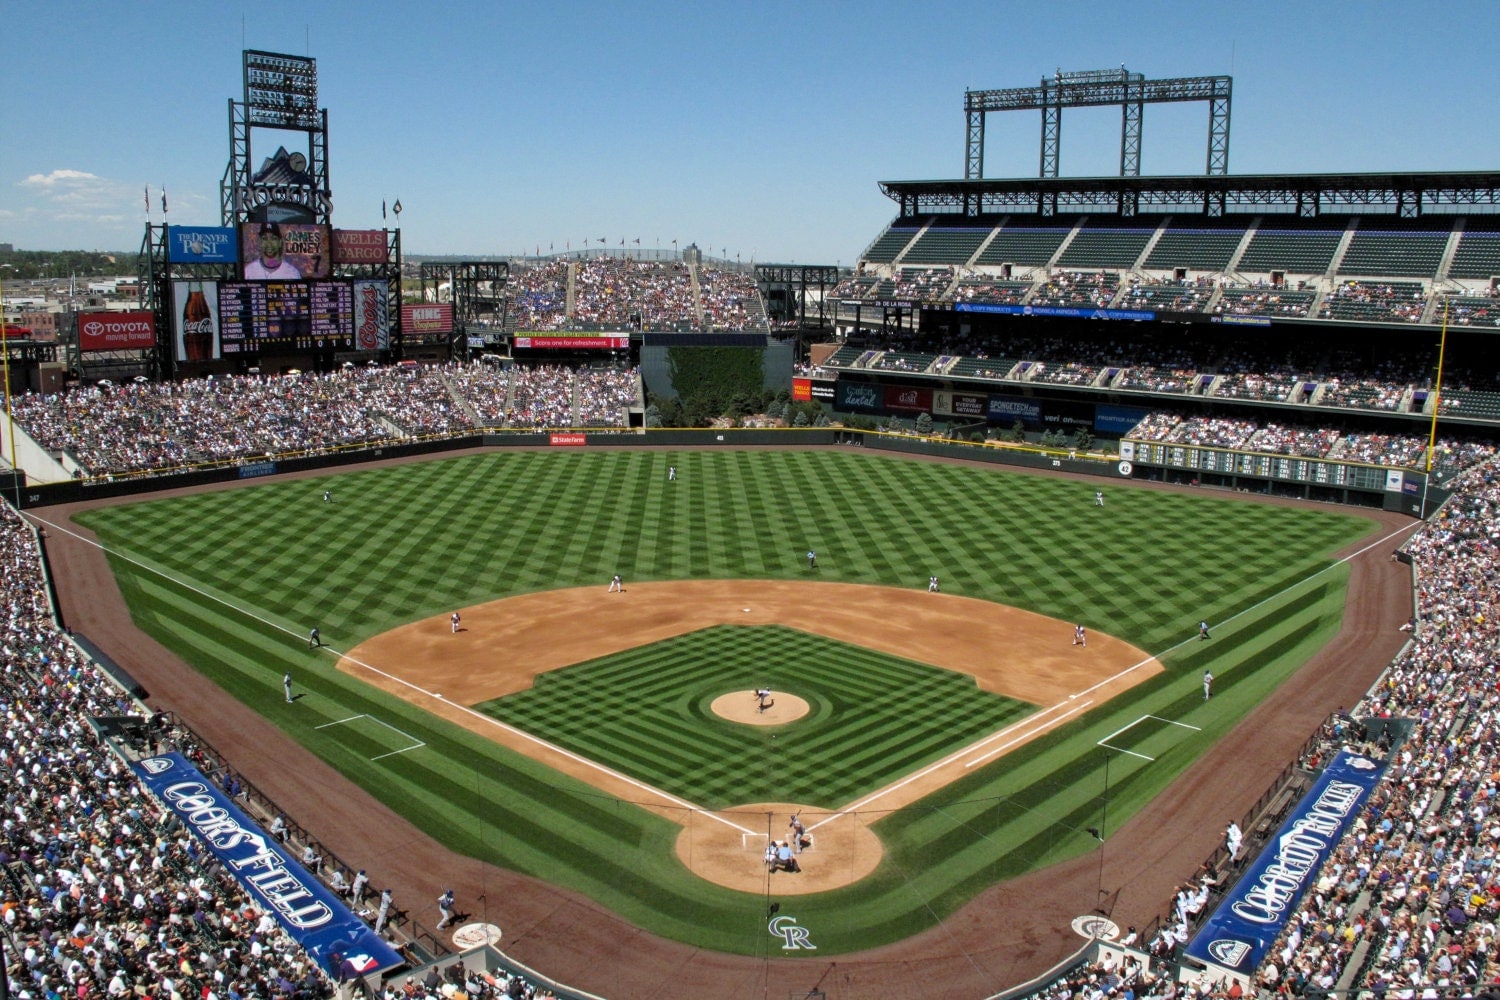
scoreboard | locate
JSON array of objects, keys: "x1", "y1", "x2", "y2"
[{"x1": 218, "y1": 280, "x2": 356, "y2": 353}]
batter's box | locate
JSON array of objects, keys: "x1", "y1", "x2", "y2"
[
  {"x1": 316, "y1": 713, "x2": 427, "y2": 761},
  {"x1": 1097, "y1": 713, "x2": 1201, "y2": 762}
]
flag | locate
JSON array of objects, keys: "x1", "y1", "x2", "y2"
[
  {"x1": 633, "y1": 238, "x2": 640, "y2": 245},
  {"x1": 382, "y1": 200, "x2": 387, "y2": 220},
  {"x1": 392, "y1": 199, "x2": 402, "y2": 215},
  {"x1": 144, "y1": 185, "x2": 150, "y2": 214},
  {"x1": 161, "y1": 187, "x2": 168, "y2": 214},
  {"x1": 599, "y1": 236, "x2": 606, "y2": 243},
  {"x1": 620, "y1": 238, "x2": 625, "y2": 246}
]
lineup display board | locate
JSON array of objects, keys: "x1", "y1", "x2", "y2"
[
  {"x1": 1123, "y1": 440, "x2": 1395, "y2": 491},
  {"x1": 217, "y1": 280, "x2": 356, "y2": 353}
]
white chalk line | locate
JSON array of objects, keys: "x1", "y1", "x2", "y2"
[
  {"x1": 28, "y1": 508, "x2": 1420, "y2": 844},
  {"x1": 27, "y1": 513, "x2": 752, "y2": 835}
]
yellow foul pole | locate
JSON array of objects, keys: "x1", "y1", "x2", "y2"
[{"x1": 1425, "y1": 297, "x2": 1451, "y2": 474}]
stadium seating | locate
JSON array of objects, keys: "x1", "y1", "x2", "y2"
[
  {"x1": 1055, "y1": 225, "x2": 1155, "y2": 270},
  {"x1": 1337, "y1": 227, "x2": 1450, "y2": 278},
  {"x1": 1141, "y1": 226, "x2": 1244, "y2": 272},
  {"x1": 1446, "y1": 230, "x2": 1500, "y2": 281},
  {"x1": 900, "y1": 226, "x2": 992, "y2": 265},
  {"x1": 975, "y1": 226, "x2": 1071, "y2": 267},
  {"x1": 1215, "y1": 285, "x2": 1317, "y2": 318},
  {"x1": 862, "y1": 227, "x2": 920, "y2": 264},
  {"x1": 1318, "y1": 281, "x2": 1428, "y2": 323},
  {"x1": 1236, "y1": 223, "x2": 1345, "y2": 275}
]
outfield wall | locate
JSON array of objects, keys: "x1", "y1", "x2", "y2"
[{"x1": 17, "y1": 428, "x2": 1422, "y2": 514}]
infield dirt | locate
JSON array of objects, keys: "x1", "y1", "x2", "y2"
[{"x1": 339, "y1": 580, "x2": 1161, "y2": 892}]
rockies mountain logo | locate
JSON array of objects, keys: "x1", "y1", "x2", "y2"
[
  {"x1": 1207, "y1": 939, "x2": 1251, "y2": 967},
  {"x1": 141, "y1": 757, "x2": 174, "y2": 774}
]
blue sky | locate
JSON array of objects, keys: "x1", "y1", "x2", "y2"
[{"x1": 3, "y1": 1, "x2": 1497, "y2": 263}]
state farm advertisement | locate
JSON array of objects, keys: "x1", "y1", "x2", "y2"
[
  {"x1": 402, "y1": 303, "x2": 453, "y2": 335},
  {"x1": 79, "y1": 311, "x2": 156, "y2": 352}
]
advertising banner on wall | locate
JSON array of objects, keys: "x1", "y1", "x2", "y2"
[
  {"x1": 512, "y1": 336, "x2": 628, "y2": 349},
  {"x1": 333, "y1": 229, "x2": 388, "y2": 265},
  {"x1": 78, "y1": 311, "x2": 156, "y2": 352},
  {"x1": 352, "y1": 280, "x2": 390, "y2": 351},
  {"x1": 132, "y1": 753, "x2": 403, "y2": 979},
  {"x1": 933, "y1": 390, "x2": 988, "y2": 418},
  {"x1": 791, "y1": 377, "x2": 812, "y2": 402},
  {"x1": 834, "y1": 381, "x2": 882, "y2": 413},
  {"x1": 884, "y1": 385, "x2": 931, "y2": 413},
  {"x1": 1095, "y1": 404, "x2": 1151, "y2": 436},
  {"x1": 167, "y1": 226, "x2": 239, "y2": 264},
  {"x1": 987, "y1": 394, "x2": 1042, "y2": 426},
  {"x1": 402, "y1": 303, "x2": 454, "y2": 335},
  {"x1": 173, "y1": 280, "x2": 220, "y2": 362}
]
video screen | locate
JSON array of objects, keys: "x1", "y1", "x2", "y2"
[{"x1": 240, "y1": 222, "x2": 331, "y2": 281}]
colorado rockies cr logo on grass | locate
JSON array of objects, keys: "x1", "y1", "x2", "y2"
[{"x1": 769, "y1": 914, "x2": 817, "y2": 950}]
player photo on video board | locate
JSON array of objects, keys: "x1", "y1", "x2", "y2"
[{"x1": 240, "y1": 222, "x2": 330, "y2": 281}]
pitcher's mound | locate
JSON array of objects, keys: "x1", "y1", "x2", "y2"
[
  {"x1": 711, "y1": 690, "x2": 810, "y2": 725},
  {"x1": 674, "y1": 802, "x2": 884, "y2": 894}
]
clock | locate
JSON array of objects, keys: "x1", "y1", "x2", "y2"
[{"x1": 287, "y1": 152, "x2": 307, "y2": 174}]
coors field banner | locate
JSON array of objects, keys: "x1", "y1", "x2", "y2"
[
  {"x1": 1182, "y1": 749, "x2": 1385, "y2": 978},
  {"x1": 78, "y1": 311, "x2": 156, "y2": 352},
  {"x1": 131, "y1": 753, "x2": 403, "y2": 979}
]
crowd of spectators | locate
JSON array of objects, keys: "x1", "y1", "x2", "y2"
[
  {"x1": 0, "y1": 504, "x2": 342, "y2": 1000},
  {"x1": 499, "y1": 257, "x2": 768, "y2": 333},
  {"x1": 9, "y1": 363, "x2": 642, "y2": 479},
  {"x1": 0, "y1": 502, "x2": 573, "y2": 999},
  {"x1": 891, "y1": 267, "x2": 954, "y2": 301},
  {"x1": 515, "y1": 257, "x2": 765, "y2": 332},
  {"x1": 1121, "y1": 277, "x2": 1218, "y2": 313},
  {"x1": 1215, "y1": 284, "x2": 1317, "y2": 319},
  {"x1": 1029, "y1": 270, "x2": 1121, "y2": 308},
  {"x1": 1318, "y1": 282, "x2": 1429, "y2": 324},
  {"x1": 1234, "y1": 457, "x2": 1500, "y2": 996},
  {"x1": 10, "y1": 353, "x2": 1500, "y2": 1000}
]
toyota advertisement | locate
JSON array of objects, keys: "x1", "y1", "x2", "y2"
[{"x1": 79, "y1": 311, "x2": 157, "y2": 352}]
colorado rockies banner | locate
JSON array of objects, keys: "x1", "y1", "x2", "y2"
[
  {"x1": 132, "y1": 753, "x2": 403, "y2": 978},
  {"x1": 1183, "y1": 749, "x2": 1385, "y2": 977}
]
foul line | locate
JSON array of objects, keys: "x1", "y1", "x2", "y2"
[
  {"x1": 316, "y1": 713, "x2": 426, "y2": 761},
  {"x1": 28, "y1": 514, "x2": 753, "y2": 835},
  {"x1": 29, "y1": 508, "x2": 1421, "y2": 842}
]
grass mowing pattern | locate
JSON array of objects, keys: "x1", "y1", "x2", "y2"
[
  {"x1": 480, "y1": 624, "x2": 1034, "y2": 809},
  {"x1": 77, "y1": 449, "x2": 1372, "y2": 954}
]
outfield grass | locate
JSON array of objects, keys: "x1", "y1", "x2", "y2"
[{"x1": 77, "y1": 449, "x2": 1371, "y2": 954}]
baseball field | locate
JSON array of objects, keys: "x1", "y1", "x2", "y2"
[{"x1": 71, "y1": 447, "x2": 1373, "y2": 956}]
